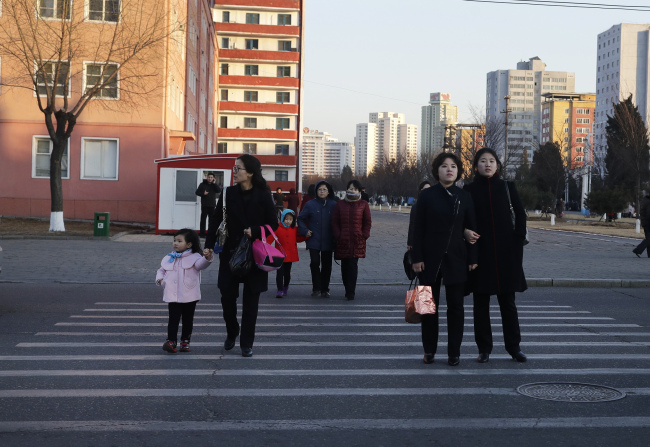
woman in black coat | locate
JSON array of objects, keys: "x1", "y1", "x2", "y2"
[
  {"x1": 463, "y1": 148, "x2": 528, "y2": 363},
  {"x1": 412, "y1": 153, "x2": 477, "y2": 366},
  {"x1": 205, "y1": 154, "x2": 278, "y2": 358}
]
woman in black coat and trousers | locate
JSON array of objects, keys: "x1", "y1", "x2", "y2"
[
  {"x1": 412, "y1": 153, "x2": 477, "y2": 366},
  {"x1": 205, "y1": 154, "x2": 278, "y2": 358},
  {"x1": 464, "y1": 148, "x2": 528, "y2": 363}
]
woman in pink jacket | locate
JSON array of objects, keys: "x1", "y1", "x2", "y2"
[{"x1": 156, "y1": 228, "x2": 213, "y2": 353}]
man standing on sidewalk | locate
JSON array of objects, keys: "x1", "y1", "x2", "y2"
[
  {"x1": 195, "y1": 172, "x2": 221, "y2": 237},
  {"x1": 633, "y1": 193, "x2": 650, "y2": 257}
]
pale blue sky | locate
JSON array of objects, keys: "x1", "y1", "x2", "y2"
[{"x1": 303, "y1": 0, "x2": 650, "y2": 143}]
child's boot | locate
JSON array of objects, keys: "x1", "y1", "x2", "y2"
[
  {"x1": 275, "y1": 289, "x2": 284, "y2": 298},
  {"x1": 162, "y1": 340, "x2": 177, "y2": 353},
  {"x1": 180, "y1": 339, "x2": 191, "y2": 352},
  {"x1": 283, "y1": 286, "x2": 289, "y2": 296}
]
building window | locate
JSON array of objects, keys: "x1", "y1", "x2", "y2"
[
  {"x1": 244, "y1": 91, "x2": 258, "y2": 102},
  {"x1": 244, "y1": 65, "x2": 258, "y2": 76},
  {"x1": 35, "y1": 61, "x2": 70, "y2": 96},
  {"x1": 32, "y1": 136, "x2": 69, "y2": 179},
  {"x1": 221, "y1": 63, "x2": 229, "y2": 75},
  {"x1": 244, "y1": 117, "x2": 257, "y2": 128},
  {"x1": 88, "y1": 0, "x2": 120, "y2": 23},
  {"x1": 38, "y1": 0, "x2": 71, "y2": 19},
  {"x1": 278, "y1": 14, "x2": 291, "y2": 25},
  {"x1": 220, "y1": 89, "x2": 228, "y2": 101},
  {"x1": 217, "y1": 142, "x2": 227, "y2": 153},
  {"x1": 245, "y1": 13, "x2": 259, "y2": 24},
  {"x1": 85, "y1": 63, "x2": 118, "y2": 99},
  {"x1": 276, "y1": 92, "x2": 290, "y2": 103},
  {"x1": 277, "y1": 66, "x2": 290, "y2": 77},
  {"x1": 275, "y1": 144, "x2": 289, "y2": 155},
  {"x1": 222, "y1": 11, "x2": 230, "y2": 23},
  {"x1": 276, "y1": 118, "x2": 290, "y2": 130},
  {"x1": 221, "y1": 37, "x2": 229, "y2": 49},
  {"x1": 275, "y1": 170, "x2": 288, "y2": 181},
  {"x1": 278, "y1": 40, "x2": 292, "y2": 51},
  {"x1": 243, "y1": 143, "x2": 257, "y2": 154},
  {"x1": 81, "y1": 138, "x2": 118, "y2": 180},
  {"x1": 219, "y1": 116, "x2": 228, "y2": 128},
  {"x1": 245, "y1": 39, "x2": 259, "y2": 50}
]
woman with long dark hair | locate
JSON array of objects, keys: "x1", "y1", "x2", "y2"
[
  {"x1": 205, "y1": 154, "x2": 278, "y2": 357},
  {"x1": 464, "y1": 148, "x2": 528, "y2": 363},
  {"x1": 411, "y1": 153, "x2": 477, "y2": 366}
]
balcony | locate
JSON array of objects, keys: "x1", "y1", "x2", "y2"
[
  {"x1": 214, "y1": 0, "x2": 300, "y2": 10},
  {"x1": 215, "y1": 22, "x2": 300, "y2": 37},
  {"x1": 219, "y1": 49, "x2": 300, "y2": 63},
  {"x1": 219, "y1": 101, "x2": 299, "y2": 115},
  {"x1": 218, "y1": 128, "x2": 298, "y2": 140},
  {"x1": 219, "y1": 75, "x2": 299, "y2": 88}
]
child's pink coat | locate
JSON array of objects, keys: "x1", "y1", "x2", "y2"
[{"x1": 156, "y1": 252, "x2": 212, "y2": 303}]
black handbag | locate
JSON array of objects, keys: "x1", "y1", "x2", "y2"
[{"x1": 229, "y1": 235, "x2": 253, "y2": 276}]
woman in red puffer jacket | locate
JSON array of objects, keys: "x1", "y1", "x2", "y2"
[
  {"x1": 271, "y1": 209, "x2": 306, "y2": 298},
  {"x1": 332, "y1": 180, "x2": 372, "y2": 300}
]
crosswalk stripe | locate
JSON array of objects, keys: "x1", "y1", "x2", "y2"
[
  {"x1": 34, "y1": 331, "x2": 650, "y2": 337},
  {"x1": 53, "y1": 322, "x2": 641, "y2": 328},
  {"x1": 68, "y1": 315, "x2": 613, "y2": 320},
  {"x1": 82, "y1": 308, "x2": 590, "y2": 314},
  {"x1": 93, "y1": 302, "x2": 573, "y2": 308},
  {"x1": 0, "y1": 417, "x2": 649, "y2": 432}
]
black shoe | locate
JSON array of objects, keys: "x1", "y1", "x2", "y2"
[
  {"x1": 423, "y1": 353, "x2": 434, "y2": 364},
  {"x1": 477, "y1": 352, "x2": 490, "y2": 363},
  {"x1": 511, "y1": 351, "x2": 527, "y2": 362},
  {"x1": 224, "y1": 336, "x2": 237, "y2": 351},
  {"x1": 634, "y1": 250, "x2": 641, "y2": 258},
  {"x1": 448, "y1": 356, "x2": 460, "y2": 366},
  {"x1": 311, "y1": 290, "x2": 320, "y2": 297},
  {"x1": 241, "y1": 347, "x2": 253, "y2": 357},
  {"x1": 321, "y1": 291, "x2": 330, "y2": 298},
  {"x1": 346, "y1": 294, "x2": 355, "y2": 301}
]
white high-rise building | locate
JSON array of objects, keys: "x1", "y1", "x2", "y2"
[
  {"x1": 486, "y1": 57, "x2": 575, "y2": 165},
  {"x1": 421, "y1": 93, "x2": 458, "y2": 155},
  {"x1": 301, "y1": 130, "x2": 354, "y2": 177},
  {"x1": 354, "y1": 123, "x2": 378, "y2": 177},
  {"x1": 594, "y1": 24, "x2": 650, "y2": 159},
  {"x1": 398, "y1": 123, "x2": 418, "y2": 161}
]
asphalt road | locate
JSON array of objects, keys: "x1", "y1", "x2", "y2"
[{"x1": 0, "y1": 281, "x2": 649, "y2": 446}]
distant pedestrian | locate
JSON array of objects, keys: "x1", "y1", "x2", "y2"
[
  {"x1": 195, "y1": 173, "x2": 221, "y2": 237},
  {"x1": 407, "y1": 180, "x2": 432, "y2": 251},
  {"x1": 411, "y1": 153, "x2": 477, "y2": 366},
  {"x1": 156, "y1": 228, "x2": 213, "y2": 353},
  {"x1": 332, "y1": 180, "x2": 372, "y2": 300},
  {"x1": 300, "y1": 184, "x2": 316, "y2": 211},
  {"x1": 273, "y1": 188, "x2": 285, "y2": 220},
  {"x1": 286, "y1": 188, "x2": 300, "y2": 213},
  {"x1": 298, "y1": 180, "x2": 337, "y2": 298},
  {"x1": 272, "y1": 209, "x2": 306, "y2": 298},
  {"x1": 361, "y1": 187, "x2": 370, "y2": 202},
  {"x1": 633, "y1": 194, "x2": 650, "y2": 257},
  {"x1": 464, "y1": 147, "x2": 528, "y2": 364}
]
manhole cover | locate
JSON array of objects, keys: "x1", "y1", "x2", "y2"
[{"x1": 517, "y1": 383, "x2": 626, "y2": 402}]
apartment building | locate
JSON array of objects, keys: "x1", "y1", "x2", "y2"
[
  {"x1": 302, "y1": 130, "x2": 354, "y2": 177},
  {"x1": 421, "y1": 92, "x2": 458, "y2": 155},
  {"x1": 213, "y1": 0, "x2": 304, "y2": 191}
]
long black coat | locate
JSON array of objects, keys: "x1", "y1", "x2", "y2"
[
  {"x1": 206, "y1": 184, "x2": 278, "y2": 295},
  {"x1": 464, "y1": 176, "x2": 527, "y2": 294},
  {"x1": 411, "y1": 183, "x2": 477, "y2": 286}
]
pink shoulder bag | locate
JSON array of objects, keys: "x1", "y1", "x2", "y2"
[{"x1": 252, "y1": 225, "x2": 286, "y2": 271}]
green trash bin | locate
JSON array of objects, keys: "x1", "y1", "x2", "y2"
[{"x1": 93, "y1": 212, "x2": 110, "y2": 237}]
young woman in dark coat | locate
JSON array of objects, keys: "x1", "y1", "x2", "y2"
[
  {"x1": 205, "y1": 154, "x2": 278, "y2": 358},
  {"x1": 411, "y1": 153, "x2": 477, "y2": 366},
  {"x1": 331, "y1": 179, "x2": 372, "y2": 300},
  {"x1": 463, "y1": 147, "x2": 528, "y2": 363}
]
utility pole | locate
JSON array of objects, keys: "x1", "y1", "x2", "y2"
[{"x1": 501, "y1": 95, "x2": 512, "y2": 177}]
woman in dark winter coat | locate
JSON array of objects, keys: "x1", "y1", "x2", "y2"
[
  {"x1": 463, "y1": 147, "x2": 528, "y2": 363},
  {"x1": 412, "y1": 153, "x2": 477, "y2": 366},
  {"x1": 205, "y1": 154, "x2": 278, "y2": 358},
  {"x1": 332, "y1": 179, "x2": 372, "y2": 300},
  {"x1": 297, "y1": 180, "x2": 337, "y2": 297}
]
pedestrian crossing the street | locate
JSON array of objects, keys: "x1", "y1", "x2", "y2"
[{"x1": 1, "y1": 289, "x2": 650, "y2": 444}]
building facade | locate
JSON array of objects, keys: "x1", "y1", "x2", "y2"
[
  {"x1": 354, "y1": 123, "x2": 378, "y2": 177},
  {"x1": 213, "y1": 0, "x2": 304, "y2": 191},
  {"x1": 302, "y1": 130, "x2": 354, "y2": 177},
  {"x1": 594, "y1": 23, "x2": 650, "y2": 158},
  {"x1": 0, "y1": 0, "x2": 215, "y2": 223},
  {"x1": 486, "y1": 57, "x2": 575, "y2": 166},
  {"x1": 541, "y1": 93, "x2": 596, "y2": 169},
  {"x1": 421, "y1": 92, "x2": 458, "y2": 155}
]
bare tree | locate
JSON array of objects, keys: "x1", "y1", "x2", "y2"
[{"x1": 0, "y1": 0, "x2": 178, "y2": 231}]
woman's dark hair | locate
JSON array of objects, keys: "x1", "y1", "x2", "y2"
[
  {"x1": 307, "y1": 184, "x2": 315, "y2": 196},
  {"x1": 431, "y1": 152, "x2": 464, "y2": 182},
  {"x1": 473, "y1": 147, "x2": 502, "y2": 176},
  {"x1": 174, "y1": 228, "x2": 202, "y2": 254},
  {"x1": 237, "y1": 154, "x2": 269, "y2": 190},
  {"x1": 346, "y1": 179, "x2": 363, "y2": 191},
  {"x1": 418, "y1": 180, "x2": 432, "y2": 192},
  {"x1": 315, "y1": 180, "x2": 336, "y2": 200}
]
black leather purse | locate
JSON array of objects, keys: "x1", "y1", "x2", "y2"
[{"x1": 229, "y1": 235, "x2": 253, "y2": 276}]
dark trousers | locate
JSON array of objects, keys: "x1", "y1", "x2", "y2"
[
  {"x1": 220, "y1": 281, "x2": 261, "y2": 349},
  {"x1": 633, "y1": 229, "x2": 650, "y2": 256},
  {"x1": 200, "y1": 206, "x2": 215, "y2": 235},
  {"x1": 420, "y1": 276, "x2": 465, "y2": 358},
  {"x1": 473, "y1": 292, "x2": 522, "y2": 355},
  {"x1": 309, "y1": 249, "x2": 333, "y2": 293},
  {"x1": 167, "y1": 301, "x2": 198, "y2": 342},
  {"x1": 276, "y1": 262, "x2": 293, "y2": 290},
  {"x1": 340, "y1": 258, "x2": 359, "y2": 298}
]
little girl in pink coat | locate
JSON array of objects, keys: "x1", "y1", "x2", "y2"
[{"x1": 156, "y1": 228, "x2": 213, "y2": 353}]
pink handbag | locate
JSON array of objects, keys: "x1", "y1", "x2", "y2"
[
  {"x1": 252, "y1": 225, "x2": 287, "y2": 271},
  {"x1": 405, "y1": 278, "x2": 436, "y2": 324}
]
